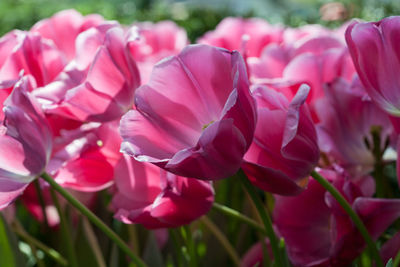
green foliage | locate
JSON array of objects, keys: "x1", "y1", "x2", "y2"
[
  {"x1": 0, "y1": 215, "x2": 25, "y2": 267},
  {"x1": 2, "y1": 0, "x2": 399, "y2": 42}
]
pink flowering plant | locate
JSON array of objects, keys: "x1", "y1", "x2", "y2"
[{"x1": 1, "y1": 8, "x2": 400, "y2": 267}]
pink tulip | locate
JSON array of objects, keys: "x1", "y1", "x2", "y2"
[
  {"x1": 249, "y1": 35, "x2": 355, "y2": 123},
  {"x1": 31, "y1": 9, "x2": 104, "y2": 60},
  {"x1": 249, "y1": 35, "x2": 349, "y2": 83},
  {"x1": 34, "y1": 23, "x2": 141, "y2": 122},
  {"x1": 247, "y1": 44, "x2": 289, "y2": 80},
  {"x1": 242, "y1": 84, "x2": 319, "y2": 195},
  {"x1": 346, "y1": 16, "x2": 400, "y2": 116},
  {"x1": 316, "y1": 78, "x2": 393, "y2": 176},
  {"x1": 274, "y1": 169, "x2": 400, "y2": 266},
  {"x1": 128, "y1": 21, "x2": 188, "y2": 84},
  {"x1": 283, "y1": 24, "x2": 333, "y2": 44},
  {"x1": 120, "y1": 44, "x2": 257, "y2": 180},
  {"x1": 0, "y1": 30, "x2": 66, "y2": 88},
  {"x1": 48, "y1": 121, "x2": 121, "y2": 192},
  {"x1": 0, "y1": 77, "x2": 52, "y2": 210},
  {"x1": 112, "y1": 155, "x2": 214, "y2": 229},
  {"x1": 198, "y1": 17, "x2": 283, "y2": 57},
  {"x1": 128, "y1": 21, "x2": 187, "y2": 61}
]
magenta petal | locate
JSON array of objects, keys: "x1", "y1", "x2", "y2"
[
  {"x1": 3, "y1": 78, "x2": 52, "y2": 176},
  {"x1": 166, "y1": 119, "x2": 247, "y2": 180},
  {"x1": 121, "y1": 44, "x2": 256, "y2": 180},
  {"x1": 380, "y1": 232, "x2": 400, "y2": 264},
  {"x1": 53, "y1": 149, "x2": 114, "y2": 192},
  {"x1": 241, "y1": 239, "x2": 272, "y2": 267},
  {"x1": 120, "y1": 109, "x2": 186, "y2": 163},
  {"x1": 273, "y1": 178, "x2": 332, "y2": 266},
  {"x1": 243, "y1": 85, "x2": 318, "y2": 193},
  {"x1": 292, "y1": 36, "x2": 343, "y2": 57},
  {"x1": 114, "y1": 155, "x2": 162, "y2": 204},
  {"x1": 346, "y1": 18, "x2": 400, "y2": 115},
  {"x1": 0, "y1": 179, "x2": 28, "y2": 210},
  {"x1": 242, "y1": 162, "x2": 304, "y2": 195},
  {"x1": 353, "y1": 198, "x2": 400, "y2": 240},
  {"x1": 281, "y1": 84, "x2": 319, "y2": 166},
  {"x1": 221, "y1": 51, "x2": 257, "y2": 146},
  {"x1": 31, "y1": 9, "x2": 103, "y2": 60},
  {"x1": 0, "y1": 78, "x2": 51, "y2": 209},
  {"x1": 150, "y1": 176, "x2": 213, "y2": 226},
  {"x1": 112, "y1": 156, "x2": 213, "y2": 229}
]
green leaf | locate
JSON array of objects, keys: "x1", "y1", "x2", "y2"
[
  {"x1": 143, "y1": 232, "x2": 164, "y2": 267},
  {"x1": 0, "y1": 214, "x2": 25, "y2": 267},
  {"x1": 386, "y1": 258, "x2": 393, "y2": 267}
]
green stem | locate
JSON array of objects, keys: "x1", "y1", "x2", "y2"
[
  {"x1": 34, "y1": 180, "x2": 49, "y2": 230},
  {"x1": 127, "y1": 225, "x2": 140, "y2": 256},
  {"x1": 371, "y1": 126, "x2": 386, "y2": 198},
  {"x1": 181, "y1": 225, "x2": 197, "y2": 267},
  {"x1": 168, "y1": 229, "x2": 183, "y2": 267},
  {"x1": 237, "y1": 169, "x2": 285, "y2": 267},
  {"x1": 49, "y1": 187, "x2": 78, "y2": 267},
  {"x1": 40, "y1": 172, "x2": 147, "y2": 267},
  {"x1": 212, "y1": 202, "x2": 266, "y2": 234},
  {"x1": 82, "y1": 218, "x2": 107, "y2": 267},
  {"x1": 394, "y1": 248, "x2": 400, "y2": 267},
  {"x1": 310, "y1": 170, "x2": 383, "y2": 267},
  {"x1": 13, "y1": 221, "x2": 68, "y2": 266},
  {"x1": 200, "y1": 216, "x2": 241, "y2": 266}
]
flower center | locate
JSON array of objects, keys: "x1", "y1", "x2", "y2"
[{"x1": 202, "y1": 121, "x2": 214, "y2": 131}]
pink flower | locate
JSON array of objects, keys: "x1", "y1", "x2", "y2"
[
  {"x1": 346, "y1": 16, "x2": 400, "y2": 116},
  {"x1": 0, "y1": 30, "x2": 66, "y2": 88},
  {"x1": 316, "y1": 78, "x2": 393, "y2": 176},
  {"x1": 273, "y1": 169, "x2": 400, "y2": 266},
  {"x1": 112, "y1": 155, "x2": 214, "y2": 229},
  {"x1": 198, "y1": 17, "x2": 283, "y2": 57},
  {"x1": 31, "y1": 9, "x2": 104, "y2": 60},
  {"x1": 34, "y1": 23, "x2": 141, "y2": 122},
  {"x1": 128, "y1": 21, "x2": 187, "y2": 61},
  {"x1": 47, "y1": 121, "x2": 121, "y2": 192},
  {"x1": 0, "y1": 77, "x2": 52, "y2": 210},
  {"x1": 249, "y1": 35, "x2": 356, "y2": 121},
  {"x1": 128, "y1": 21, "x2": 188, "y2": 84},
  {"x1": 242, "y1": 84, "x2": 319, "y2": 195},
  {"x1": 120, "y1": 44, "x2": 257, "y2": 180},
  {"x1": 283, "y1": 24, "x2": 333, "y2": 44}
]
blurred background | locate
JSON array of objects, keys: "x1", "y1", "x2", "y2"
[{"x1": 1, "y1": 0, "x2": 399, "y2": 41}]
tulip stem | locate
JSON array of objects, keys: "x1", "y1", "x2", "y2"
[
  {"x1": 180, "y1": 225, "x2": 198, "y2": 267},
  {"x1": 82, "y1": 218, "x2": 107, "y2": 267},
  {"x1": 212, "y1": 202, "x2": 266, "y2": 234},
  {"x1": 200, "y1": 216, "x2": 241, "y2": 266},
  {"x1": 49, "y1": 186, "x2": 78, "y2": 267},
  {"x1": 33, "y1": 180, "x2": 50, "y2": 230},
  {"x1": 237, "y1": 169, "x2": 285, "y2": 267},
  {"x1": 12, "y1": 220, "x2": 68, "y2": 266},
  {"x1": 310, "y1": 170, "x2": 383, "y2": 267},
  {"x1": 371, "y1": 126, "x2": 391, "y2": 198},
  {"x1": 40, "y1": 172, "x2": 147, "y2": 267}
]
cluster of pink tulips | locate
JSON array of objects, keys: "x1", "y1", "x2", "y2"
[{"x1": 1, "y1": 9, "x2": 400, "y2": 267}]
